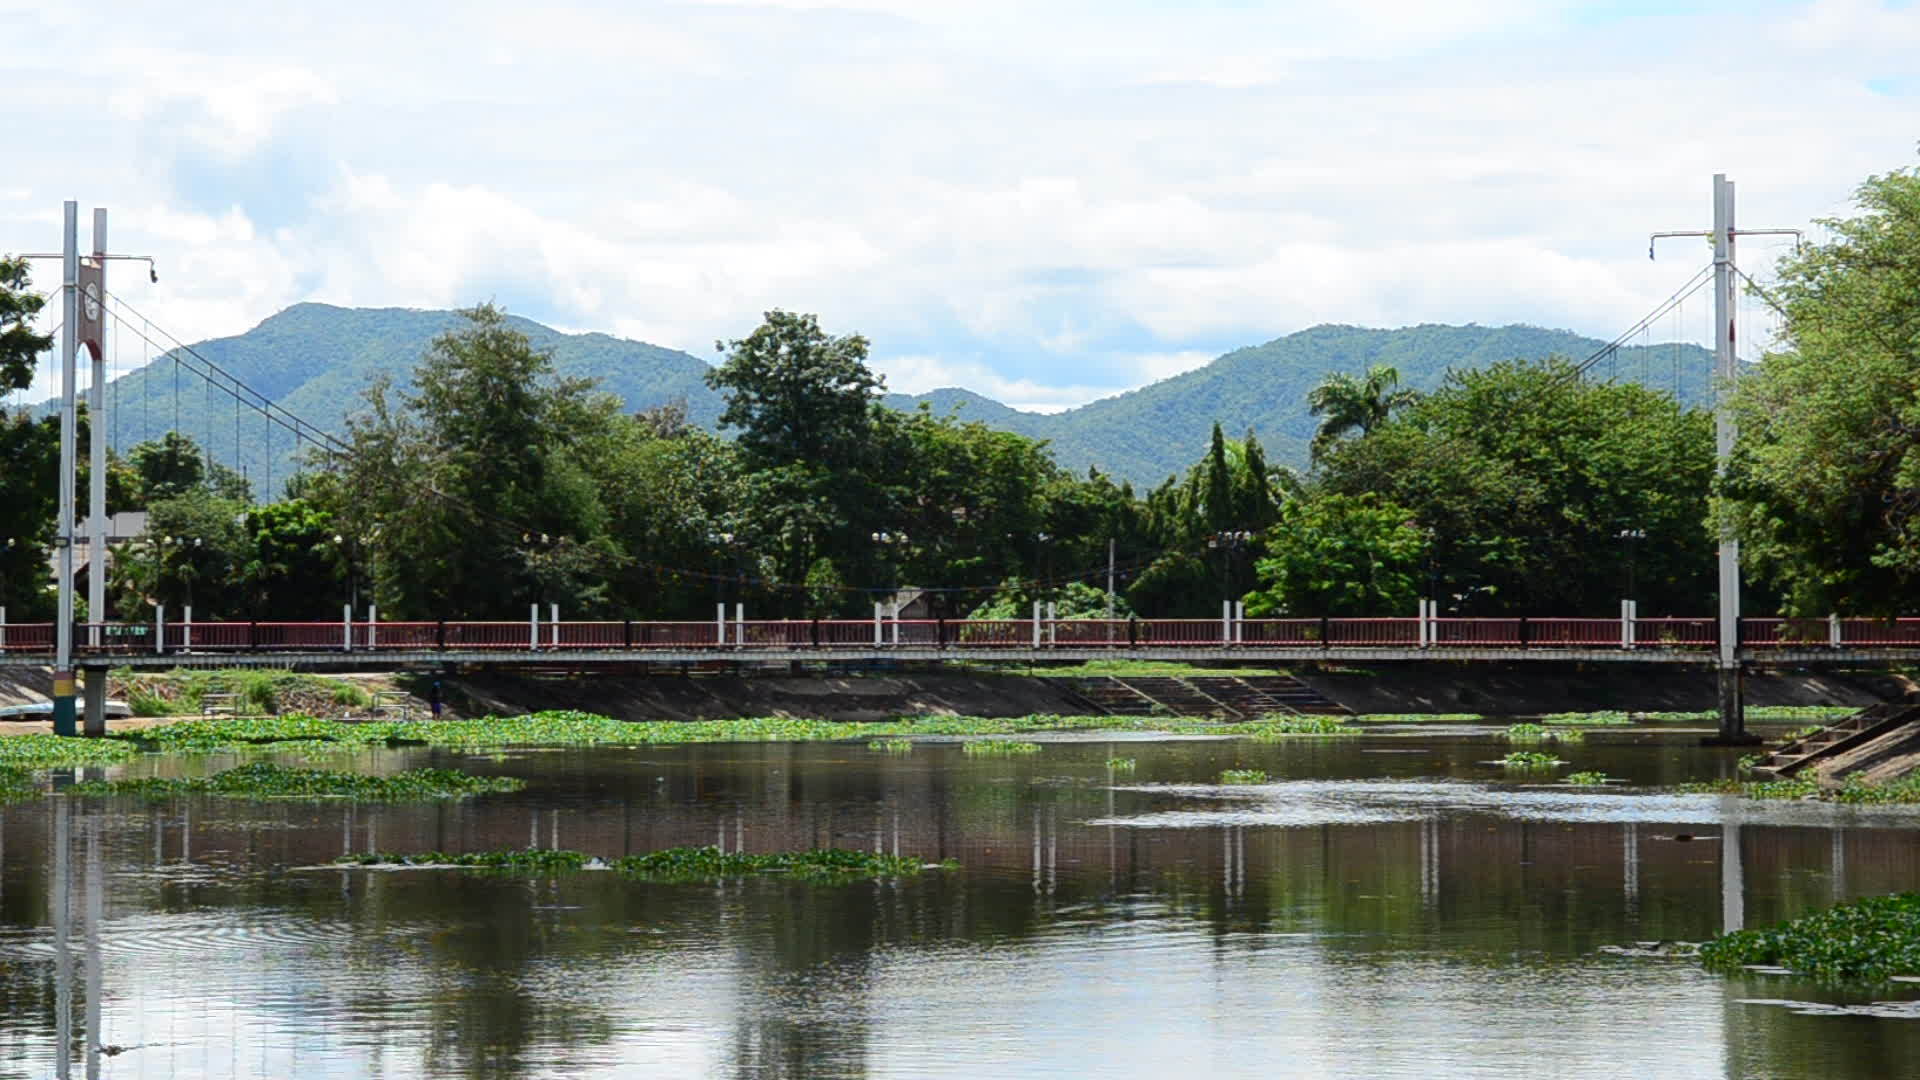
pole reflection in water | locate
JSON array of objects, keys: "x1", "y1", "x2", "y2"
[
  {"x1": 1723, "y1": 816, "x2": 1745, "y2": 934},
  {"x1": 53, "y1": 798, "x2": 70, "y2": 1080}
]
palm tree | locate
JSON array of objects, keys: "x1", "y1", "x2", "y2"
[{"x1": 1306, "y1": 364, "x2": 1419, "y2": 461}]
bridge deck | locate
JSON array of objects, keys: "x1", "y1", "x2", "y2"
[{"x1": 1, "y1": 615, "x2": 1914, "y2": 668}]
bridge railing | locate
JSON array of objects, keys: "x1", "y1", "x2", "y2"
[
  {"x1": 1633, "y1": 617, "x2": 1716, "y2": 648},
  {"x1": 1838, "y1": 618, "x2": 1920, "y2": 647}
]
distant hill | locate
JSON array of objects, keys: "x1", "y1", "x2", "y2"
[{"x1": 88, "y1": 305, "x2": 1713, "y2": 494}]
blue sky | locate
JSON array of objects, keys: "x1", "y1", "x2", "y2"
[{"x1": 3, "y1": 0, "x2": 1915, "y2": 411}]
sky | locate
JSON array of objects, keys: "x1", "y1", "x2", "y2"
[{"x1": 2, "y1": 0, "x2": 1915, "y2": 412}]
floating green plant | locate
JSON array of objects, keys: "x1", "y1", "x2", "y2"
[
  {"x1": 1563, "y1": 771, "x2": 1612, "y2": 786},
  {"x1": 961, "y1": 740, "x2": 1042, "y2": 756},
  {"x1": 866, "y1": 739, "x2": 913, "y2": 753},
  {"x1": 65, "y1": 762, "x2": 523, "y2": 801},
  {"x1": 1219, "y1": 769, "x2": 1268, "y2": 784},
  {"x1": 1505, "y1": 723, "x2": 1584, "y2": 744},
  {"x1": 338, "y1": 845, "x2": 945, "y2": 883},
  {"x1": 1534, "y1": 711, "x2": 1637, "y2": 726},
  {"x1": 1700, "y1": 892, "x2": 1920, "y2": 982},
  {"x1": 1106, "y1": 757, "x2": 1137, "y2": 771},
  {"x1": 0, "y1": 734, "x2": 137, "y2": 769},
  {"x1": 1498, "y1": 751, "x2": 1564, "y2": 770},
  {"x1": 1350, "y1": 713, "x2": 1483, "y2": 723},
  {"x1": 1245, "y1": 715, "x2": 1353, "y2": 737},
  {"x1": 1688, "y1": 774, "x2": 1920, "y2": 805}
]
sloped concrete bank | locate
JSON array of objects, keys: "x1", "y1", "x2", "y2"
[
  {"x1": 445, "y1": 670, "x2": 1093, "y2": 723},
  {"x1": 1293, "y1": 662, "x2": 1914, "y2": 716}
]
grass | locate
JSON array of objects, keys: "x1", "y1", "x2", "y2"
[
  {"x1": 1499, "y1": 751, "x2": 1565, "y2": 770},
  {"x1": 961, "y1": 740, "x2": 1042, "y2": 756},
  {"x1": 1563, "y1": 771, "x2": 1612, "y2": 786},
  {"x1": 1106, "y1": 757, "x2": 1137, "y2": 771},
  {"x1": 866, "y1": 739, "x2": 914, "y2": 753},
  {"x1": 1504, "y1": 723, "x2": 1585, "y2": 744},
  {"x1": 337, "y1": 845, "x2": 945, "y2": 883},
  {"x1": 65, "y1": 762, "x2": 524, "y2": 801},
  {"x1": 1699, "y1": 892, "x2": 1920, "y2": 982},
  {"x1": 114, "y1": 668, "x2": 382, "y2": 717},
  {"x1": 1219, "y1": 769, "x2": 1268, "y2": 784}
]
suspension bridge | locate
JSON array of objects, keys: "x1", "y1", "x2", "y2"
[{"x1": 0, "y1": 176, "x2": 1845, "y2": 742}]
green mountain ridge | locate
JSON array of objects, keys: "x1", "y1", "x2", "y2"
[{"x1": 86, "y1": 304, "x2": 1713, "y2": 493}]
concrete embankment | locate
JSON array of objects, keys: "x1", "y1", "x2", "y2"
[{"x1": 1295, "y1": 662, "x2": 1912, "y2": 716}]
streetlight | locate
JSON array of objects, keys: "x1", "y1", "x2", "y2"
[
  {"x1": 872, "y1": 530, "x2": 909, "y2": 615},
  {"x1": 1618, "y1": 528, "x2": 1647, "y2": 604},
  {"x1": 1208, "y1": 530, "x2": 1252, "y2": 607}
]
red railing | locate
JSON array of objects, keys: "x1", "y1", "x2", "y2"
[{"x1": 7, "y1": 614, "x2": 1920, "y2": 658}]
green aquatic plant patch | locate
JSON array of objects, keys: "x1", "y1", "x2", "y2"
[
  {"x1": 0, "y1": 734, "x2": 138, "y2": 769},
  {"x1": 1699, "y1": 892, "x2": 1920, "y2": 982},
  {"x1": 1499, "y1": 751, "x2": 1564, "y2": 769},
  {"x1": 961, "y1": 740, "x2": 1042, "y2": 756},
  {"x1": 1219, "y1": 769, "x2": 1268, "y2": 784},
  {"x1": 1106, "y1": 757, "x2": 1137, "y2": 771},
  {"x1": 1679, "y1": 774, "x2": 1920, "y2": 804},
  {"x1": 1244, "y1": 715, "x2": 1354, "y2": 737},
  {"x1": 1350, "y1": 713, "x2": 1483, "y2": 724},
  {"x1": 1563, "y1": 771, "x2": 1612, "y2": 786},
  {"x1": 1504, "y1": 723, "x2": 1585, "y2": 744},
  {"x1": 1535, "y1": 711, "x2": 1637, "y2": 726},
  {"x1": 66, "y1": 762, "x2": 523, "y2": 801},
  {"x1": 867, "y1": 739, "x2": 914, "y2": 753},
  {"x1": 338, "y1": 845, "x2": 942, "y2": 883},
  {"x1": 1679, "y1": 777, "x2": 1821, "y2": 799}
]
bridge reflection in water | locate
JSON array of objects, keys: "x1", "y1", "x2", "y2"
[{"x1": 3, "y1": 735, "x2": 1919, "y2": 1077}]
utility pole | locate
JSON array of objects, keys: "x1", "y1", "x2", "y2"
[
  {"x1": 27, "y1": 205, "x2": 155, "y2": 736},
  {"x1": 1651, "y1": 174, "x2": 1799, "y2": 745}
]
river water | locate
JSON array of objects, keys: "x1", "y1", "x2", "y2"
[{"x1": 4, "y1": 722, "x2": 1920, "y2": 1078}]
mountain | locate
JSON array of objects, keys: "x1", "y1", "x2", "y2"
[{"x1": 89, "y1": 305, "x2": 1713, "y2": 494}]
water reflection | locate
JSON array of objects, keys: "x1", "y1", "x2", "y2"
[{"x1": 5, "y1": 734, "x2": 1920, "y2": 1076}]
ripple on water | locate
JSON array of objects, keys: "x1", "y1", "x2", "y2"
[
  {"x1": 1092, "y1": 778, "x2": 1920, "y2": 829},
  {"x1": 0, "y1": 910, "x2": 365, "y2": 960}
]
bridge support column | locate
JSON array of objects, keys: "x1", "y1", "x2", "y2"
[
  {"x1": 82, "y1": 666, "x2": 106, "y2": 737},
  {"x1": 1705, "y1": 664, "x2": 1758, "y2": 746}
]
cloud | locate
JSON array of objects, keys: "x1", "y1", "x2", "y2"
[{"x1": 2, "y1": 0, "x2": 1916, "y2": 413}]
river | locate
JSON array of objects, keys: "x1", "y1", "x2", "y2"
[{"x1": 2, "y1": 722, "x2": 1917, "y2": 1078}]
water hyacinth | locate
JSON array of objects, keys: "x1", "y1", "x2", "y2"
[
  {"x1": 0, "y1": 734, "x2": 139, "y2": 768},
  {"x1": 1106, "y1": 757, "x2": 1137, "y2": 771},
  {"x1": 1563, "y1": 771, "x2": 1612, "y2": 786},
  {"x1": 867, "y1": 739, "x2": 914, "y2": 753},
  {"x1": 1244, "y1": 715, "x2": 1354, "y2": 737},
  {"x1": 1499, "y1": 751, "x2": 1564, "y2": 770},
  {"x1": 1219, "y1": 769, "x2": 1268, "y2": 784},
  {"x1": 337, "y1": 845, "x2": 944, "y2": 883},
  {"x1": 65, "y1": 762, "x2": 523, "y2": 801},
  {"x1": 961, "y1": 740, "x2": 1042, "y2": 756},
  {"x1": 1505, "y1": 723, "x2": 1585, "y2": 744},
  {"x1": 1699, "y1": 892, "x2": 1920, "y2": 982}
]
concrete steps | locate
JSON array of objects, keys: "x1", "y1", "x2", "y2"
[
  {"x1": 1068, "y1": 674, "x2": 1349, "y2": 721},
  {"x1": 1070, "y1": 677, "x2": 1162, "y2": 716},
  {"x1": 1234, "y1": 675, "x2": 1351, "y2": 716},
  {"x1": 1750, "y1": 703, "x2": 1920, "y2": 778}
]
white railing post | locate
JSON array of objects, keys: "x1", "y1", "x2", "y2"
[
  {"x1": 368, "y1": 604, "x2": 377, "y2": 650},
  {"x1": 183, "y1": 604, "x2": 193, "y2": 652},
  {"x1": 1047, "y1": 602, "x2": 1057, "y2": 645},
  {"x1": 715, "y1": 602, "x2": 726, "y2": 646},
  {"x1": 1830, "y1": 612, "x2": 1842, "y2": 649},
  {"x1": 734, "y1": 602, "x2": 744, "y2": 648},
  {"x1": 1234, "y1": 601, "x2": 1245, "y2": 644},
  {"x1": 890, "y1": 601, "x2": 900, "y2": 646},
  {"x1": 0, "y1": 605, "x2": 6, "y2": 653},
  {"x1": 874, "y1": 602, "x2": 883, "y2": 646},
  {"x1": 1032, "y1": 601, "x2": 1041, "y2": 648},
  {"x1": 343, "y1": 604, "x2": 352, "y2": 652},
  {"x1": 550, "y1": 603, "x2": 560, "y2": 648},
  {"x1": 532, "y1": 603, "x2": 542, "y2": 650},
  {"x1": 1420, "y1": 599, "x2": 1433, "y2": 648},
  {"x1": 153, "y1": 602, "x2": 164, "y2": 655},
  {"x1": 1620, "y1": 599, "x2": 1632, "y2": 650}
]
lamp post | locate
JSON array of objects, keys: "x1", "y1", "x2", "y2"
[
  {"x1": 1618, "y1": 528, "x2": 1646, "y2": 605},
  {"x1": 1208, "y1": 530, "x2": 1252, "y2": 607},
  {"x1": 872, "y1": 530, "x2": 909, "y2": 624}
]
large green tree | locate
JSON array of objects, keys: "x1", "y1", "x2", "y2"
[
  {"x1": 0, "y1": 256, "x2": 54, "y2": 615},
  {"x1": 1721, "y1": 164, "x2": 1920, "y2": 614},
  {"x1": 1306, "y1": 363, "x2": 1419, "y2": 461},
  {"x1": 1244, "y1": 493, "x2": 1428, "y2": 617},
  {"x1": 323, "y1": 305, "x2": 619, "y2": 618},
  {"x1": 1317, "y1": 358, "x2": 1713, "y2": 614}
]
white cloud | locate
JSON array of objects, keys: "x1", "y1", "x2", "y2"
[{"x1": 1, "y1": 0, "x2": 1915, "y2": 414}]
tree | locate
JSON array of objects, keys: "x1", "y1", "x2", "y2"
[
  {"x1": 1244, "y1": 493, "x2": 1428, "y2": 617},
  {"x1": 1306, "y1": 363, "x2": 1419, "y2": 461},
  {"x1": 1721, "y1": 163, "x2": 1920, "y2": 614},
  {"x1": 1317, "y1": 358, "x2": 1713, "y2": 614},
  {"x1": 0, "y1": 257, "x2": 54, "y2": 615},
  {"x1": 241, "y1": 498, "x2": 343, "y2": 614},
  {"x1": 708, "y1": 310, "x2": 882, "y2": 472},
  {"x1": 109, "y1": 490, "x2": 253, "y2": 616},
  {"x1": 323, "y1": 305, "x2": 619, "y2": 618}
]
